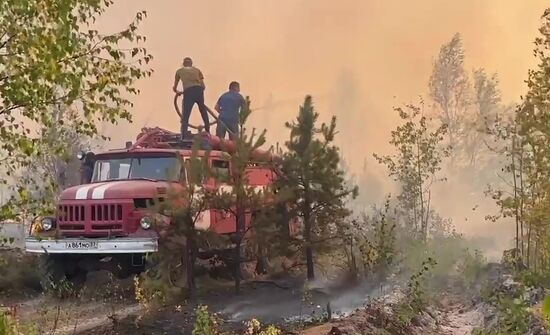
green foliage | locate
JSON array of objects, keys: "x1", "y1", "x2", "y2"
[
  {"x1": 494, "y1": 295, "x2": 531, "y2": 334},
  {"x1": 0, "y1": 0, "x2": 152, "y2": 219},
  {"x1": 350, "y1": 195, "x2": 397, "y2": 279},
  {"x1": 0, "y1": 313, "x2": 10, "y2": 335},
  {"x1": 397, "y1": 224, "x2": 486, "y2": 293},
  {"x1": 277, "y1": 95, "x2": 357, "y2": 279},
  {"x1": 515, "y1": 269, "x2": 550, "y2": 288},
  {"x1": 487, "y1": 8, "x2": 550, "y2": 271},
  {"x1": 210, "y1": 96, "x2": 270, "y2": 219},
  {"x1": 192, "y1": 305, "x2": 219, "y2": 335},
  {"x1": 374, "y1": 101, "x2": 449, "y2": 241},
  {"x1": 13, "y1": 106, "x2": 91, "y2": 219},
  {"x1": 395, "y1": 257, "x2": 436, "y2": 327},
  {"x1": 472, "y1": 328, "x2": 498, "y2": 335},
  {"x1": 457, "y1": 249, "x2": 487, "y2": 289},
  {"x1": 244, "y1": 318, "x2": 282, "y2": 335},
  {"x1": 209, "y1": 97, "x2": 275, "y2": 291},
  {"x1": 140, "y1": 138, "x2": 217, "y2": 301},
  {"x1": 477, "y1": 274, "x2": 534, "y2": 335},
  {"x1": 134, "y1": 272, "x2": 171, "y2": 308},
  {"x1": 0, "y1": 309, "x2": 38, "y2": 335},
  {"x1": 542, "y1": 294, "x2": 550, "y2": 319},
  {"x1": 0, "y1": 312, "x2": 16, "y2": 335}
]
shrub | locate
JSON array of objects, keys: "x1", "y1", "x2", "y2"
[
  {"x1": 515, "y1": 269, "x2": 550, "y2": 288},
  {"x1": 457, "y1": 249, "x2": 487, "y2": 290},
  {"x1": 192, "y1": 305, "x2": 219, "y2": 335},
  {"x1": 394, "y1": 257, "x2": 436, "y2": 326}
]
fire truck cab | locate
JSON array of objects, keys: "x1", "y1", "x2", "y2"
[{"x1": 25, "y1": 128, "x2": 279, "y2": 291}]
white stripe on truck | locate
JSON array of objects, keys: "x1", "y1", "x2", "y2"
[
  {"x1": 91, "y1": 182, "x2": 120, "y2": 199},
  {"x1": 75, "y1": 184, "x2": 99, "y2": 200}
]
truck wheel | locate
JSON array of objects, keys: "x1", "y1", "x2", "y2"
[{"x1": 39, "y1": 255, "x2": 84, "y2": 297}]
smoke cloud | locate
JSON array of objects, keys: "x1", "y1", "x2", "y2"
[{"x1": 95, "y1": 0, "x2": 548, "y2": 253}]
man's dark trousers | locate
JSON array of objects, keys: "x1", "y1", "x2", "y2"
[
  {"x1": 216, "y1": 121, "x2": 239, "y2": 140},
  {"x1": 181, "y1": 85, "x2": 210, "y2": 139}
]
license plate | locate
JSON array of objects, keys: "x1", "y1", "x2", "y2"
[{"x1": 65, "y1": 241, "x2": 98, "y2": 249}]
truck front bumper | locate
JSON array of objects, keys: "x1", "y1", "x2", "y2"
[{"x1": 25, "y1": 237, "x2": 158, "y2": 254}]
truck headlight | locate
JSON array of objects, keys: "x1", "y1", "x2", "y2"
[
  {"x1": 41, "y1": 217, "x2": 55, "y2": 231},
  {"x1": 140, "y1": 216, "x2": 153, "y2": 230}
]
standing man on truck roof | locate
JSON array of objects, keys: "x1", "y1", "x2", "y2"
[
  {"x1": 173, "y1": 57, "x2": 210, "y2": 139},
  {"x1": 215, "y1": 81, "x2": 246, "y2": 140}
]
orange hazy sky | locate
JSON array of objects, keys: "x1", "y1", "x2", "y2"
[{"x1": 97, "y1": 0, "x2": 548, "y2": 170}]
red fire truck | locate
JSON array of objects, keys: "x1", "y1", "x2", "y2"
[{"x1": 25, "y1": 127, "x2": 286, "y2": 290}]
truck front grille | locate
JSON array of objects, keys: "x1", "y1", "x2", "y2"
[
  {"x1": 57, "y1": 203, "x2": 127, "y2": 236},
  {"x1": 59, "y1": 205, "x2": 85, "y2": 222},
  {"x1": 91, "y1": 204, "x2": 123, "y2": 221},
  {"x1": 58, "y1": 205, "x2": 85, "y2": 231}
]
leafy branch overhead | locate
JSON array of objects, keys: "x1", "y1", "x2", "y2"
[
  {"x1": 487, "y1": 10, "x2": 550, "y2": 269},
  {"x1": 0, "y1": 0, "x2": 153, "y2": 179},
  {"x1": 0, "y1": 0, "x2": 152, "y2": 219}
]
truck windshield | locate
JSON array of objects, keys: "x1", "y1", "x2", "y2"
[{"x1": 92, "y1": 156, "x2": 180, "y2": 182}]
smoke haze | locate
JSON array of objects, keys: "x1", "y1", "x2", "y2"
[{"x1": 96, "y1": 0, "x2": 548, "y2": 254}]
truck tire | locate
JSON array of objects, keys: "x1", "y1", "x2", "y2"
[{"x1": 39, "y1": 255, "x2": 85, "y2": 297}]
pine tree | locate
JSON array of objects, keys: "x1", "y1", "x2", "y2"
[
  {"x1": 277, "y1": 95, "x2": 357, "y2": 280},
  {"x1": 210, "y1": 97, "x2": 272, "y2": 293},
  {"x1": 147, "y1": 139, "x2": 214, "y2": 299}
]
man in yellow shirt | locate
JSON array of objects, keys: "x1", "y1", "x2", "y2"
[{"x1": 173, "y1": 57, "x2": 210, "y2": 138}]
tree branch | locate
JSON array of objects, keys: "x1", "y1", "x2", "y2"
[
  {"x1": 0, "y1": 33, "x2": 15, "y2": 51},
  {"x1": 0, "y1": 90, "x2": 85, "y2": 116}
]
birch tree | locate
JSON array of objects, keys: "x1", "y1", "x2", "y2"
[{"x1": 374, "y1": 101, "x2": 450, "y2": 241}]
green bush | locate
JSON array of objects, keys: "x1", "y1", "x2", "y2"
[
  {"x1": 495, "y1": 295, "x2": 530, "y2": 334},
  {"x1": 458, "y1": 249, "x2": 487, "y2": 289},
  {"x1": 192, "y1": 305, "x2": 219, "y2": 335},
  {"x1": 515, "y1": 269, "x2": 550, "y2": 288},
  {"x1": 0, "y1": 311, "x2": 37, "y2": 335},
  {"x1": 395, "y1": 257, "x2": 437, "y2": 326}
]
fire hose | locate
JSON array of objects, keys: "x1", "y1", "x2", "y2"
[{"x1": 173, "y1": 94, "x2": 236, "y2": 136}]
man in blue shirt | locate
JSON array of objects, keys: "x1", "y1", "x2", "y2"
[{"x1": 214, "y1": 81, "x2": 246, "y2": 140}]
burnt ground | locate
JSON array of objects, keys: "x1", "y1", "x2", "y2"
[
  {"x1": 78, "y1": 274, "x2": 392, "y2": 335},
  {"x1": 0, "y1": 266, "x2": 389, "y2": 335},
  {"x1": 76, "y1": 277, "x2": 489, "y2": 335},
  {"x1": 74, "y1": 264, "x2": 516, "y2": 335},
  {"x1": 4, "y1": 262, "x2": 537, "y2": 335}
]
